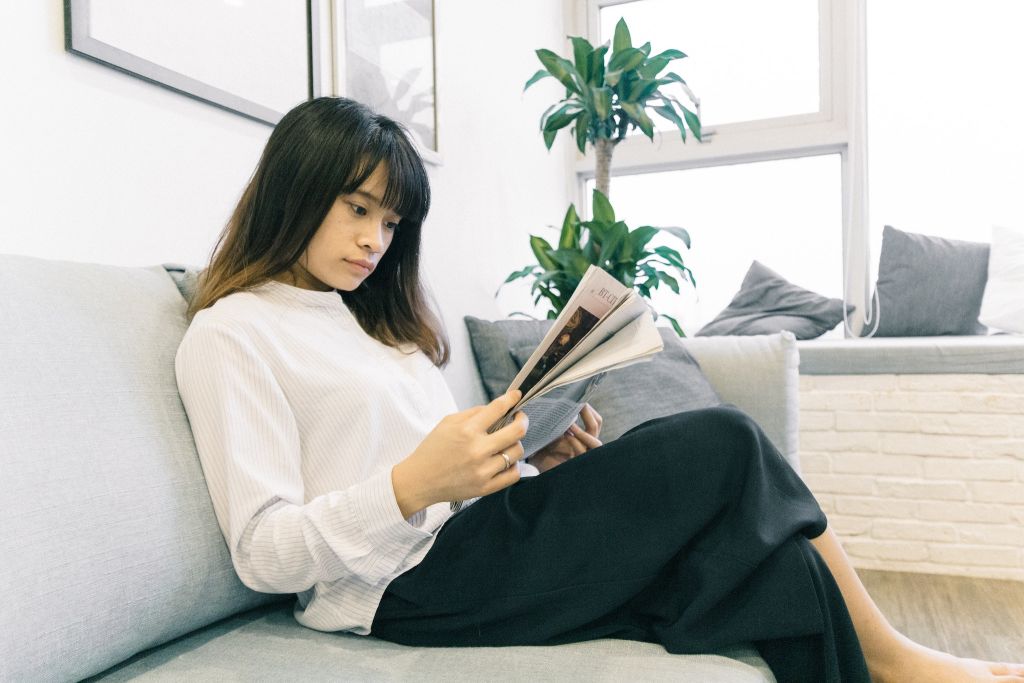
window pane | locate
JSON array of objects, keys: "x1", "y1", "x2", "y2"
[
  {"x1": 867, "y1": 1, "x2": 1024, "y2": 249},
  {"x1": 593, "y1": 155, "x2": 843, "y2": 336},
  {"x1": 599, "y1": 0, "x2": 820, "y2": 128}
]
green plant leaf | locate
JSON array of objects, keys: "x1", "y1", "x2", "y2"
[
  {"x1": 637, "y1": 56, "x2": 669, "y2": 80},
  {"x1": 653, "y1": 245, "x2": 687, "y2": 269},
  {"x1": 524, "y1": 69, "x2": 552, "y2": 91},
  {"x1": 570, "y1": 36, "x2": 594, "y2": 71},
  {"x1": 529, "y1": 235, "x2": 558, "y2": 270},
  {"x1": 681, "y1": 106, "x2": 702, "y2": 141},
  {"x1": 656, "y1": 226, "x2": 691, "y2": 248},
  {"x1": 619, "y1": 101, "x2": 654, "y2": 138},
  {"x1": 598, "y1": 222, "x2": 628, "y2": 265},
  {"x1": 574, "y1": 110, "x2": 591, "y2": 153},
  {"x1": 605, "y1": 69, "x2": 623, "y2": 87},
  {"x1": 591, "y1": 188, "x2": 616, "y2": 224},
  {"x1": 660, "y1": 313, "x2": 686, "y2": 337},
  {"x1": 608, "y1": 47, "x2": 646, "y2": 73},
  {"x1": 656, "y1": 269, "x2": 680, "y2": 294},
  {"x1": 627, "y1": 226, "x2": 659, "y2": 257},
  {"x1": 653, "y1": 103, "x2": 687, "y2": 141},
  {"x1": 662, "y1": 73, "x2": 700, "y2": 107},
  {"x1": 536, "y1": 49, "x2": 581, "y2": 94},
  {"x1": 543, "y1": 103, "x2": 583, "y2": 132},
  {"x1": 637, "y1": 41, "x2": 651, "y2": 56},
  {"x1": 651, "y1": 49, "x2": 687, "y2": 61},
  {"x1": 612, "y1": 18, "x2": 632, "y2": 54},
  {"x1": 625, "y1": 78, "x2": 660, "y2": 103},
  {"x1": 592, "y1": 87, "x2": 612, "y2": 120},
  {"x1": 587, "y1": 43, "x2": 609, "y2": 85},
  {"x1": 543, "y1": 128, "x2": 557, "y2": 149},
  {"x1": 558, "y1": 203, "x2": 580, "y2": 249}
]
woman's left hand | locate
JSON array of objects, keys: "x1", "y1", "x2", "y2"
[{"x1": 527, "y1": 403, "x2": 603, "y2": 474}]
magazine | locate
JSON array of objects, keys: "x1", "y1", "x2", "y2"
[{"x1": 488, "y1": 264, "x2": 665, "y2": 459}]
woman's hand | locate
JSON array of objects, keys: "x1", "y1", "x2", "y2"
[
  {"x1": 527, "y1": 403, "x2": 603, "y2": 474},
  {"x1": 392, "y1": 390, "x2": 528, "y2": 518}
]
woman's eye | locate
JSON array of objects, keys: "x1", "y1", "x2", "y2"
[
  {"x1": 385, "y1": 221, "x2": 400, "y2": 231},
  {"x1": 349, "y1": 203, "x2": 367, "y2": 216}
]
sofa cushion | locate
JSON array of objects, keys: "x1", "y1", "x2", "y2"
[
  {"x1": 465, "y1": 317, "x2": 722, "y2": 443},
  {"x1": 873, "y1": 225, "x2": 990, "y2": 336},
  {"x1": 87, "y1": 600, "x2": 776, "y2": 682},
  {"x1": 0, "y1": 255, "x2": 281, "y2": 682},
  {"x1": 696, "y1": 260, "x2": 851, "y2": 340}
]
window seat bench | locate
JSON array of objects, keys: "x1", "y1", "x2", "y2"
[{"x1": 792, "y1": 335, "x2": 1024, "y2": 582}]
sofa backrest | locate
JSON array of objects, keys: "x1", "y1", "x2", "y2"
[{"x1": 0, "y1": 255, "x2": 280, "y2": 682}]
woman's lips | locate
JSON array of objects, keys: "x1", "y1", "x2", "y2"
[{"x1": 345, "y1": 260, "x2": 371, "y2": 275}]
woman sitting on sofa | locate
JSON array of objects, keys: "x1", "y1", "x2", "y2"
[{"x1": 174, "y1": 96, "x2": 1023, "y2": 683}]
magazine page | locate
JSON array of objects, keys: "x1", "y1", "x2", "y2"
[
  {"x1": 537, "y1": 310, "x2": 662, "y2": 393},
  {"x1": 509, "y1": 265, "x2": 629, "y2": 397},
  {"x1": 518, "y1": 291, "x2": 651, "y2": 404},
  {"x1": 487, "y1": 373, "x2": 607, "y2": 458}
]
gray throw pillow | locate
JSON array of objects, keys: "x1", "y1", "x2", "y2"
[
  {"x1": 874, "y1": 225, "x2": 989, "y2": 336},
  {"x1": 696, "y1": 260, "x2": 852, "y2": 339},
  {"x1": 464, "y1": 317, "x2": 722, "y2": 443}
]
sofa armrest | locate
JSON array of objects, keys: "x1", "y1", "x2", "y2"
[{"x1": 678, "y1": 332, "x2": 801, "y2": 474}]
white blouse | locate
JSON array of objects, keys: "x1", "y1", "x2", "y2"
[{"x1": 174, "y1": 279, "x2": 462, "y2": 633}]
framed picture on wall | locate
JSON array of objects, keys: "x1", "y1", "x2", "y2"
[
  {"x1": 333, "y1": 0, "x2": 439, "y2": 164},
  {"x1": 64, "y1": 0, "x2": 322, "y2": 125}
]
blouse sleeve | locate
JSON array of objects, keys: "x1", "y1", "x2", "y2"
[{"x1": 174, "y1": 321, "x2": 433, "y2": 595}]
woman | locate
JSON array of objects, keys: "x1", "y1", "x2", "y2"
[{"x1": 175, "y1": 97, "x2": 1023, "y2": 683}]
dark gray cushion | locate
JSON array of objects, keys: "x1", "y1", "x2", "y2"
[
  {"x1": 464, "y1": 317, "x2": 721, "y2": 442},
  {"x1": 874, "y1": 225, "x2": 989, "y2": 337},
  {"x1": 696, "y1": 260, "x2": 852, "y2": 340}
]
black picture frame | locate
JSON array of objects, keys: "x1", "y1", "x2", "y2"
[{"x1": 64, "y1": 0, "x2": 321, "y2": 126}]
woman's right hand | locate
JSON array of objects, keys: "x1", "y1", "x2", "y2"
[{"x1": 391, "y1": 390, "x2": 528, "y2": 518}]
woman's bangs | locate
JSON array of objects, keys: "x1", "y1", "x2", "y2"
[{"x1": 381, "y1": 137, "x2": 429, "y2": 226}]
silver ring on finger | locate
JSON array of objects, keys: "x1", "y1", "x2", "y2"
[{"x1": 500, "y1": 451, "x2": 511, "y2": 470}]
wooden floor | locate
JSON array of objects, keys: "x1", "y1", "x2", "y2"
[{"x1": 858, "y1": 569, "x2": 1024, "y2": 661}]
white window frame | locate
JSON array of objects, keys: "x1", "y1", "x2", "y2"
[{"x1": 571, "y1": 0, "x2": 870, "y2": 335}]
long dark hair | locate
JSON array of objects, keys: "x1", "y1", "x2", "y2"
[{"x1": 187, "y1": 97, "x2": 449, "y2": 367}]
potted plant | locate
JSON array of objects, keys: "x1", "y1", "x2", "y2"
[{"x1": 502, "y1": 18, "x2": 702, "y2": 336}]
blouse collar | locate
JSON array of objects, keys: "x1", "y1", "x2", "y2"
[{"x1": 252, "y1": 279, "x2": 351, "y2": 311}]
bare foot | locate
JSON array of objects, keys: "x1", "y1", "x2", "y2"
[{"x1": 871, "y1": 633, "x2": 1024, "y2": 683}]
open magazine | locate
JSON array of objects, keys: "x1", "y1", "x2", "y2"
[
  {"x1": 450, "y1": 265, "x2": 664, "y2": 510},
  {"x1": 496, "y1": 265, "x2": 666, "y2": 453}
]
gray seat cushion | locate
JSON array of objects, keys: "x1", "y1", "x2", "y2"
[
  {"x1": 798, "y1": 335, "x2": 1024, "y2": 375},
  {"x1": 0, "y1": 255, "x2": 281, "y2": 682},
  {"x1": 87, "y1": 601, "x2": 776, "y2": 682}
]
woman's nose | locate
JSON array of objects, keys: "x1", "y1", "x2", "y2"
[{"x1": 359, "y1": 222, "x2": 387, "y2": 251}]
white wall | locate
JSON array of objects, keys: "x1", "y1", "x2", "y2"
[{"x1": 0, "y1": 1, "x2": 574, "y2": 409}]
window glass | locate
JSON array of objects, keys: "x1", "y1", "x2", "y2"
[
  {"x1": 867, "y1": 0, "x2": 1024, "y2": 249},
  {"x1": 589, "y1": 155, "x2": 843, "y2": 335},
  {"x1": 598, "y1": 0, "x2": 820, "y2": 129}
]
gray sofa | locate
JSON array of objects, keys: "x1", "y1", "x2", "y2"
[{"x1": 0, "y1": 254, "x2": 805, "y2": 682}]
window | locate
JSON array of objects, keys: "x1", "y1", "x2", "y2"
[
  {"x1": 866, "y1": 0, "x2": 1024, "y2": 252},
  {"x1": 587, "y1": 155, "x2": 843, "y2": 335},
  {"x1": 598, "y1": 0, "x2": 821, "y2": 128},
  {"x1": 579, "y1": 0, "x2": 854, "y2": 332}
]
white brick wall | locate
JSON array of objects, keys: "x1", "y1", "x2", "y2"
[{"x1": 799, "y1": 374, "x2": 1024, "y2": 582}]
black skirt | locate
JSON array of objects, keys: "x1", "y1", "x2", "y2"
[{"x1": 371, "y1": 406, "x2": 871, "y2": 683}]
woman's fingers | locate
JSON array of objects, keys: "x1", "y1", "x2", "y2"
[
  {"x1": 580, "y1": 403, "x2": 603, "y2": 437},
  {"x1": 567, "y1": 423, "x2": 602, "y2": 451}
]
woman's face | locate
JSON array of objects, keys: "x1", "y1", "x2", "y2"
[{"x1": 281, "y1": 163, "x2": 402, "y2": 292}]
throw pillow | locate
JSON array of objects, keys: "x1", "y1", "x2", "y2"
[
  {"x1": 696, "y1": 260, "x2": 852, "y2": 339},
  {"x1": 873, "y1": 225, "x2": 989, "y2": 336},
  {"x1": 464, "y1": 316, "x2": 722, "y2": 443},
  {"x1": 978, "y1": 225, "x2": 1024, "y2": 334}
]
